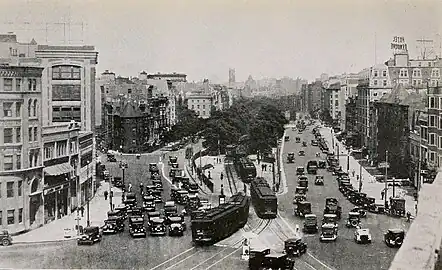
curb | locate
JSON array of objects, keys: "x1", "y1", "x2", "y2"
[
  {"x1": 12, "y1": 237, "x2": 78, "y2": 245},
  {"x1": 184, "y1": 164, "x2": 210, "y2": 195}
]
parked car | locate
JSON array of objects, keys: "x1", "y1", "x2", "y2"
[
  {"x1": 77, "y1": 226, "x2": 102, "y2": 245},
  {"x1": 0, "y1": 230, "x2": 12, "y2": 246},
  {"x1": 354, "y1": 228, "x2": 372, "y2": 244}
]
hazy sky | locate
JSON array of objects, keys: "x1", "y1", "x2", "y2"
[{"x1": 0, "y1": 0, "x2": 441, "y2": 82}]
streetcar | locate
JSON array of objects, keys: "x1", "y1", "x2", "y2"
[
  {"x1": 250, "y1": 177, "x2": 278, "y2": 219},
  {"x1": 235, "y1": 157, "x2": 257, "y2": 183},
  {"x1": 191, "y1": 192, "x2": 250, "y2": 245}
]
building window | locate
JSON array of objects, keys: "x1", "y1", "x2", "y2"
[
  {"x1": 399, "y1": 69, "x2": 408, "y2": 77},
  {"x1": 7, "y1": 210, "x2": 14, "y2": 225},
  {"x1": 16, "y1": 78, "x2": 21, "y2": 91},
  {"x1": 430, "y1": 115, "x2": 436, "y2": 127},
  {"x1": 412, "y1": 69, "x2": 422, "y2": 77},
  {"x1": 202, "y1": 105, "x2": 205, "y2": 109},
  {"x1": 373, "y1": 80, "x2": 378, "y2": 86},
  {"x1": 430, "y1": 97, "x2": 436, "y2": 108},
  {"x1": 4, "y1": 128, "x2": 13, "y2": 143},
  {"x1": 44, "y1": 144, "x2": 54, "y2": 160},
  {"x1": 56, "y1": 141, "x2": 67, "y2": 157},
  {"x1": 202, "y1": 111, "x2": 205, "y2": 116},
  {"x1": 52, "y1": 65, "x2": 81, "y2": 80},
  {"x1": 430, "y1": 151, "x2": 436, "y2": 162},
  {"x1": 382, "y1": 70, "x2": 387, "y2": 77},
  {"x1": 17, "y1": 180, "x2": 22, "y2": 196},
  {"x1": 431, "y1": 68, "x2": 440, "y2": 78},
  {"x1": 335, "y1": 100, "x2": 339, "y2": 106},
  {"x1": 4, "y1": 78, "x2": 13, "y2": 91},
  {"x1": 373, "y1": 70, "x2": 379, "y2": 77},
  {"x1": 33, "y1": 100, "x2": 37, "y2": 117},
  {"x1": 6, "y1": 182, "x2": 14, "y2": 197},
  {"x1": 429, "y1": 133, "x2": 436, "y2": 146},
  {"x1": 439, "y1": 136, "x2": 442, "y2": 149},
  {"x1": 16, "y1": 154, "x2": 21, "y2": 170},
  {"x1": 34, "y1": 127, "x2": 38, "y2": 141},
  {"x1": 191, "y1": 105, "x2": 194, "y2": 109},
  {"x1": 4, "y1": 155, "x2": 13, "y2": 171},
  {"x1": 15, "y1": 102, "x2": 21, "y2": 117},
  {"x1": 29, "y1": 127, "x2": 33, "y2": 141},
  {"x1": 3, "y1": 102, "x2": 12, "y2": 117},
  {"x1": 16, "y1": 127, "x2": 21, "y2": 143},
  {"x1": 28, "y1": 79, "x2": 37, "y2": 91},
  {"x1": 383, "y1": 80, "x2": 387, "y2": 86},
  {"x1": 197, "y1": 105, "x2": 200, "y2": 109},
  {"x1": 18, "y1": 208, "x2": 23, "y2": 223}
]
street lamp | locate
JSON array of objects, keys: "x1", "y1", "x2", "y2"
[
  {"x1": 86, "y1": 160, "x2": 91, "y2": 227},
  {"x1": 384, "y1": 150, "x2": 389, "y2": 208}
]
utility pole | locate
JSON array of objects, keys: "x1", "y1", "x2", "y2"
[
  {"x1": 384, "y1": 150, "x2": 389, "y2": 208},
  {"x1": 359, "y1": 161, "x2": 363, "y2": 192},
  {"x1": 109, "y1": 175, "x2": 113, "y2": 211}
]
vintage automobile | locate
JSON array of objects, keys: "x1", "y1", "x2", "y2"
[
  {"x1": 102, "y1": 216, "x2": 124, "y2": 234},
  {"x1": 176, "y1": 190, "x2": 189, "y2": 205},
  {"x1": 168, "y1": 222, "x2": 185, "y2": 236},
  {"x1": 170, "y1": 187, "x2": 180, "y2": 201},
  {"x1": 303, "y1": 214, "x2": 318, "y2": 233},
  {"x1": 364, "y1": 197, "x2": 376, "y2": 211},
  {"x1": 315, "y1": 175, "x2": 324, "y2": 185},
  {"x1": 298, "y1": 150, "x2": 305, "y2": 156},
  {"x1": 287, "y1": 152, "x2": 295, "y2": 163},
  {"x1": 168, "y1": 156, "x2": 178, "y2": 165},
  {"x1": 164, "y1": 201, "x2": 178, "y2": 217},
  {"x1": 311, "y1": 140, "x2": 318, "y2": 146},
  {"x1": 147, "y1": 211, "x2": 161, "y2": 226},
  {"x1": 129, "y1": 219, "x2": 147, "y2": 238},
  {"x1": 294, "y1": 201, "x2": 312, "y2": 217},
  {"x1": 318, "y1": 160, "x2": 327, "y2": 169},
  {"x1": 152, "y1": 179, "x2": 163, "y2": 191},
  {"x1": 151, "y1": 190, "x2": 163, "y2": 204},
  {"x1": 127, "y1": 207, "x2": 143, "y2": 219},
  {"x1": 142, "y1": 195, "x2": 156, "y2": 212},
  {"x1": 284, "y1": 237, "x2": 307, "y2": 257},
  {"x1": 320, "y1": 224, "x2": 338, "y2": 242},
  {"x1": 322, "y1": 214, "x2": 338, "y2": 228},
  {"x1": 114, "y1": 204, "x2": 127, "y2": 219},
  {"x1": 249, "y1": 250, "x2": 294, "y2": 270},
  {"x1": 107, "y1": 210, "x2": 125, "y2": 222},
  {"x1": 170, "y1": 163, "x2": 179, "y2": 169},
  {"x1": 77, "y1": 226, "x2": 102, "y2": 245},
  {"x1": 295, "y1": 137, "x2": 301, "y2": 143},
  {"x1": 354, "y1": 228, "x2": 372, "y2": 244},
  {"x1": 149, "y1": 163, "x2": 159, "y2": 174},
  {"x1": 298, "y1": 178, "x2": 308, "y2": 191},
  {"x1": 149, "y1": 218, "x2": 167, "y2": 236},
  {"x1": 346, "y1": 212, "x2": 361, "y2": 228},
  {"x1": 124, "y1": 192, "x2": 137, "y2": 207},
  {"x1": 167, "y1": 214, "x2": 186, "y2": 230},
  {"x1": 0, "y1": 230, "x2": 12, "y2": 246},
  {"x1": 384, "y1": 228, "x2": 405, "y2": 248},
  {"x1": 296, "y1": 166, "x2": 305, "y2": 175},
  {"x1": 324, "y1": 197, "x2": 342, "y2": 219},
  {"x1": 389, "y1": 197, "x2": 406, "y2": 217},
  {"x1": 293, "y1": 186, "x2": 307, "y2": 203},
  {"x1": 185, "y1": 193, "x2": 201, "y2": 213},
  {"x1": 351, "y1": 207, "x2": 367, "y2": 218}
]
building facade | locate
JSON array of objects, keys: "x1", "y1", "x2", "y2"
[
  {"x1": 186, "y1": 92, "x2": 213, "y2": 119},
  {"x1": 0, "y1": 66, "x2": 44, "y2": 233}
]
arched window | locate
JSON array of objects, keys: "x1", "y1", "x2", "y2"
[
  {"x1": 33, "y1": 99, "x2": 38, "y2": 117},
  {"x1": 28, "y1": 99, "x2": 33, "y2": 117}
]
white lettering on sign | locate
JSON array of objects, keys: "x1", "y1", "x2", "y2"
[{"x1": 391, "y1": 36, "x2": 408, "y2": 53}]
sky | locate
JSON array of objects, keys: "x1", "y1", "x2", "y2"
[{"x1": 0, "y1": 0, "x2": 441, "y2": 82}]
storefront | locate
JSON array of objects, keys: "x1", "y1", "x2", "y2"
[
  {"x1": 43, "y1": 163, "x2": 73, "y2": 224},
  {"x1": 29, "y1": 176, "x2": 44, "y2": 229}
]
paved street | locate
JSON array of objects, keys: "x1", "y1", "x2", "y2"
[{"x1": 278, "y1": 123, "x2": 410, "y2": 270}]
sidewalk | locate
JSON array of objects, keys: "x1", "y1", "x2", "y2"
[
  {"x1": 248, "y1": 154, "x2": 275, "y2": 190},
  {"x1": 14, "y1": 181, "x2": 122, "y2": 244},
  {"x1": 194, "y1": 155, "x2": 230, "y2": 196},
  {"x1": 319, "y1": 126, "x2": 417, "y2": 216}
]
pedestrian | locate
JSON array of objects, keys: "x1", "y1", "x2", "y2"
[
  {"x1": 104, "y1": 190, "x2": 108, "y2": 200},
  {"x1": 220, "y1": 172, "x2": 224, "y2": 181},
  {"x1": 352, "y1": 170, "x2": 355, "y2": 177},
  {"x1": 128, "y1": 183, "x2": 132, "y2": 192},
  {"x1": 80, "y1": 206, "x2": 84, "y2": 217},
  {"x1": 358, "y1": 181, "x2": 363, "y2": 193},
  {"x1": 208, "y1": 170, "x2": 211, "y2": 179},
  {"x1": 381, "y1": 190, "x2": 385, "y2": 200},
  {"x1": 110, "y1": 190, "x2": 113, "y2": 198},
  {"x1": 122, "y1": 192, "x2": 125, "y2": 202},
  {"x1": 261, "y1": 164, "x2": 265, "y2": 171},
  {"x1": 406, "y1": 211, "x2": 411, "y2": 222}
]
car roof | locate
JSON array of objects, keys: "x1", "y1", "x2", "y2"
[
  {"x1": 388, "y1": 228, "x2": 405, "y2": 234},
  {"x1": 304, "y1": 214, "x2": 317, "y2": 218},
  {"x1": 324, "y1": 214, "x2": 337, "y2": 218},
  {"x1": 322, "y1": 223, "x2": 336, "y2": 228},
  {"x1": 357, "y1": 228, "x2": 370, "y2": 234}
]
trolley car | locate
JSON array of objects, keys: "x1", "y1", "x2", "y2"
[
  {"x1": 235, "y1": 157, "x2": 257, "y2": 183},
  {"x1": 191, "y1": 192, "x2": 250, "y2": 245},
  {"x1": 250, "y1": 177, "x2": 278, "y2": 219}
]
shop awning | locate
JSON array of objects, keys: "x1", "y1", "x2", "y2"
[{"x1": 43, "y1": 163, "x2": 73, "y2": 176}]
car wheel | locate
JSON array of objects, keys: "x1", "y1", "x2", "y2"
[{"x1": 2, "y1": 239, "x2": 10, "y2": 246}]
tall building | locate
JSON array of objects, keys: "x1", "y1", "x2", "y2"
[
  {"x1": 229, "y1": 68, "x2": 236, "y2": 86},
  {"x1": 0, "y1": 66, "x2": 44, "y2": 232},
  {"x1": 0, "y1": 33, "x2": 99, "y2": 233}
]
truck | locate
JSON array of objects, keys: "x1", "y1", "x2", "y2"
[
  {"x1": 307, "y1": 160, "x2": 318, "y2": 174},
  {"x1": 323, "y1": 197, "x2": 342, "y2": 219}
]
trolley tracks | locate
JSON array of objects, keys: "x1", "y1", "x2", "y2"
[{"x1": 224, "y1": 157, "x2": 238, "y2": 195}]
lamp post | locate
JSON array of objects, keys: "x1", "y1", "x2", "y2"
[
  {"x1": 86, "y1": 160, "x2": 90, "y2": 227},
  {"x1": 336, "y1": 143, "x2": 340, "y2": 161},
  {"x1": 384, "y1": 150, "x2": 389, "y2": 208}
]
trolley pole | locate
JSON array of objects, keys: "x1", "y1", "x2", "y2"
[{"x1": 109, "y1": 176, "x2": 113, "y2": 211}]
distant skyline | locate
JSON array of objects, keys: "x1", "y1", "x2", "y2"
[{"x1": 0, "y1": 0, "x2": 441, "y2": 82}]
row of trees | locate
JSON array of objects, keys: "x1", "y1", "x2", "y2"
[{"x1": 203, "y1": 97, "x2": 288, "y2": 155}]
